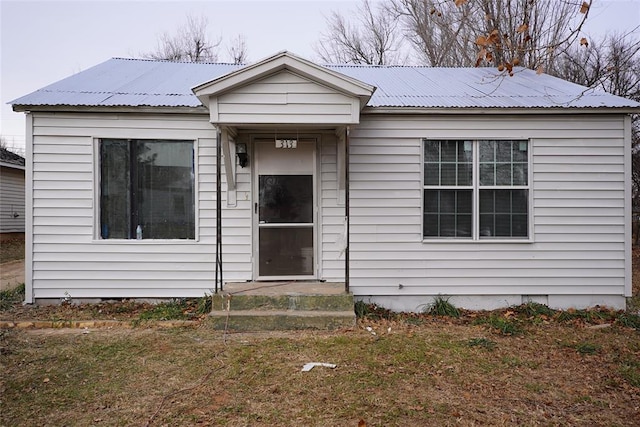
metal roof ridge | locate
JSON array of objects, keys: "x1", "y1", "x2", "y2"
[{"x1": 109, "y1": 57, "x2": 244, "y2": 66}]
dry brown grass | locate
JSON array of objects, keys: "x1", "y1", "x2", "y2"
[
  {"x1": 1, "y1": 244, "x2": 639, "y2": 425},
  {"x1": 1, "y1": 318, "x2": 639, "y2": 426}
]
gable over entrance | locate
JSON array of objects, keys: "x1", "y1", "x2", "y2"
[{"x1": 192, "y1": 51, "x2": 375, "y2": 126}]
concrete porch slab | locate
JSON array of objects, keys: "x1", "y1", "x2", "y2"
[{"x1": 221, "y1": 281, "x2": 347, "y2": 296}]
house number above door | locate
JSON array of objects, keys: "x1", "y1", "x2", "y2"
[{"x1": 275, "y1": 139, "x2": 297, "y2": 149}]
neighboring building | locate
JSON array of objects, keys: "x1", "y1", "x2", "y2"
[
  {"x1": 10, "y1": 52, "x2": 640, "y2": 310},
  {"x1": 0, "y1": 147, "x2": 25, "y2": 239}
]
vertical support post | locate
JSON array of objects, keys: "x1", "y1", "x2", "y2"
[
  {"x1": 215, "y1": 129, "x2": 223, "y2": 293},
  {"x1": 345, "y1": 126, "x2": 350, "y2": 293}
]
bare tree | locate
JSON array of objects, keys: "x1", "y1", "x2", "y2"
[
  {"x1": 227, "y1": 34, "x2": 249, "y2": 65},
  {"x1": 388, "y1": 0, "x2": 477, "y2": 66},
  {"x1": 319, "y1": 0, "x2": 591, "y2": 72},
  {"x1": 388, "y1": 0, "x2": 589, "y2": 72},
  {"x1": 552, "y1": 30, "x2": 640, "y2": 209},
  {"x1": 143, "y1": 14, "x2": 222, "y2": 62},
  {"x1": 315, "y1": 0, "x2": 405, "y2": 65}
]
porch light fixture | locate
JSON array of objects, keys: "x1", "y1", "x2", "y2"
[{"x1": 236, "y1": 142, "x2": 248, "y2": 168}]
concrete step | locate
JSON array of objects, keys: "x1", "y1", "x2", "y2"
[
  {"x1": 208, "y1": 281, "x2": 355, "y2": 331},
  {"x1": 211, "y1": 293, "x2": 354, "y2": 312},
  {"x1": 208, "y1": 310, "x2": 356, "y2": 331}
]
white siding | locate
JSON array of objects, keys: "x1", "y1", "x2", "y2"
[
  {"x1": 29, "y1": 112, "x2": 228, "y2": 300},
  {"x1": 348, "y1": 114, "x2": 629, "y2": 309},
  {"x1": 0, "y1": 166, "x2": 25, "y2": 233},
  {"x1": 319, "y1": 133, "x2": 347, "y2": 281},
  {"x1": 27, "y1": 109, "x2": 630, "y2": 310},
  {"x1": 213, "y1": 71, "x2": 359, "y2": 124}
]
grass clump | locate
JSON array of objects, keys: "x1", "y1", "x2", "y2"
[
  {"x1": 616, "y1": 312, "x2": 640, "y2": 330},
  {"x1": 619, "y1": 360, "x2": 640, "y2": 387},
  {"x1": 0, "y1": 283, "x2": 25, "y2": 310},
  {"x1": 476, "y1": 314, "x2": 523, "y2": 336},
  {"x1": 575, "y1": 342, "x2": 600, "y2": 356},
  {"x1": 138, "y1": 299, "x2": 190, "y2": 321},
  {"x1": 422, "y1": 295, "x2": 460, "y2": 318},
  {"x1": 556, "y1": 308, "x2": 615, "y2": 324},
  {"x1": 467, "y1": 337, "x2": 497, "y2": 350},
  {"x1": 515, "y1": 302, "x2": 555, "y2": 318},
  {"x1": 354, "y1": 301, "x2": 395, "y2": 320}
]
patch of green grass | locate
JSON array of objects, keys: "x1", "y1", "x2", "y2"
[
  {"x1": 467, "y1": 337, "x2": 497, "y2": 350},
  {"x1": 559, "y1": 340, "x2": 601, "y2": 356},
  {"x1": 556, "y1": 308, "x2": 615, "y2": 324},
  {"x1": 0, "y1": 283, "x2": 25, "y2": 310},
  {"x1": 515, "y1": 302, "x2": 556, "y2": 318},
  {"x1": 575, "y1": 342, "x2": 600, "y2": 356},
  {"x1": 627, "y1": 294, "x2": 640, "y2": 314},
  {"x1": 619, "y1": 360, "x2": 640, "y2": 387},
  {"x1": 524, "y1": 382, "x2": 546, "y2": 393},
  {"x1": 195, "y1": 294, "x2": 213, "y2": 315},
  {"x1": 616, "y1": 312, "x2": 640, "y2": 330},
  {"x1": 476, "y1": 314, "x2": 523, "y2": 335},
  {"x1": 422, "y1": 295, "x2": 460, "y2": 318},
  {"x1": 138, "y1": 299, "x2": 190, "y2": 321}
]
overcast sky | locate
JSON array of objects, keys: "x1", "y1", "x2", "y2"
[{"x1": 1, "y1": 0, "x2": 639, "y2": 153}]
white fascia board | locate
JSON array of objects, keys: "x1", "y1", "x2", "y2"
[
  {"x1": 12, "y1": 105, "x2": 209, "y2": 114},
  {"x1": 0, "y1": 162, "x2": 25, "y2": 170},
  {"x1": 362, "y1": 107, "x2": 640, "y2": 115}
]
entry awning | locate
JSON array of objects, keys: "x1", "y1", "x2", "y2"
[{"x1": 192, "y1": 51, "x2": 375, "y2": 127}]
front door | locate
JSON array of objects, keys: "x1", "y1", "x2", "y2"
[{"x1": 254, "y1": 139, "x2": 316, "y2": 279}]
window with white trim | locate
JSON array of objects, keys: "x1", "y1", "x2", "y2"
[
  {"x1": 99, "y1": 139, "x2": 195, "y2": 240},
  {"x1": 423, "y1": 139, "x2": 529, "y2": 240}
]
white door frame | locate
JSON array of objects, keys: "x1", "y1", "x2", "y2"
[{"x1": 251, "y1": 136, "x2": 319, "y2": 280}]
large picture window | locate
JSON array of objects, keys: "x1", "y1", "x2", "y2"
[
  {"x1": 423, "y1": 139, "x2": 529, "y2": 240},
  {"x1": 100, "y1": 139, "x2": 195, "y2": 240}
]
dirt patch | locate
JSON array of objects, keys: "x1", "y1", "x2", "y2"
[
  {"x1": 0, "y1": 237, "x2": 25, "y2": 292},
  {"x1": 0, "y1": 259, "x2": 24, "y2": 292},
  {"x1": 0, "y1": 237, "x2": 24, "y2": 263}
]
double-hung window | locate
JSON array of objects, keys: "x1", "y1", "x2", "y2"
[
  {"x1": 423, "y1": 139, "x2": 529, "y2": 240},
  {"x1": 99, "y1": 139, "x2": 195, "y2": 240}
]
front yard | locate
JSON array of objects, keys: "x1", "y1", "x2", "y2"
[
  {"x1": 1, "y1": 305, "x2": 639, "y2": 426},
  {"x1": 0, "y1": 245, "x2": 639, "y2": 426}
]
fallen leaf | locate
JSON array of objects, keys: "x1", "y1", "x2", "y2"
[
  {"x1": 358, "y1": 419, "x2": 367, "y2": 427},
  {"x1": 43, "y1": 378, "x2": 50, "y2": 383}
]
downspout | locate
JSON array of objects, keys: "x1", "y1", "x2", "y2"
[
  {"x1": 215, "y1": 128, "x2": 223, "y2": 293},
  {"x1": 345, "y1": 126, "x2": 350, "y2": 294}
]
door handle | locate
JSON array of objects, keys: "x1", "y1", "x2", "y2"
[{"x1": 255, "y1": 202, "x2": 258, "y2": 214}]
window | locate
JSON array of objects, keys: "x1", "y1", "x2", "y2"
[
  {"x1": 100, "y1": 139, "x2": 195, "y2": 240},
  {"x1": 423, "y1": 139, "x2": 529, "y2": 240}
]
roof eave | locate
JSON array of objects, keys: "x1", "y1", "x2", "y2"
[
  {"x1": 0, "y1": 161, "x2": 25, "y2": 170},
  {"x1": 11, "y1": 104, "x2": 210, "y2": 114},
  {"x1": 362, "y1": 106, "x2": 640, "y2": 115}
]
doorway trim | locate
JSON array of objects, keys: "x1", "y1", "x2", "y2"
[{"x1": 251, "y1": 134, "x2": 320, "y2": 281}]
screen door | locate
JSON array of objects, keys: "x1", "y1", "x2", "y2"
[{"x1": 254, "y1": 140, "x2": 315, "y2": 278}]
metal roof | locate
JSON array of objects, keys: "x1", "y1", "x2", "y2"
[
  {"x1": 0, "y1": 147, "x2": 25, "y2": 167},
  {"x1": 10, "y1": 57, "x2": 640, "y2": 110}
]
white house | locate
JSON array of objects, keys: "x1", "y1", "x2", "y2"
[
  {"x1": 10, "y1": 51, "x2": 640, "y2": 310},
  {"x1": 0, "y1": 148, "x2": 26, "y2": 238}
]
